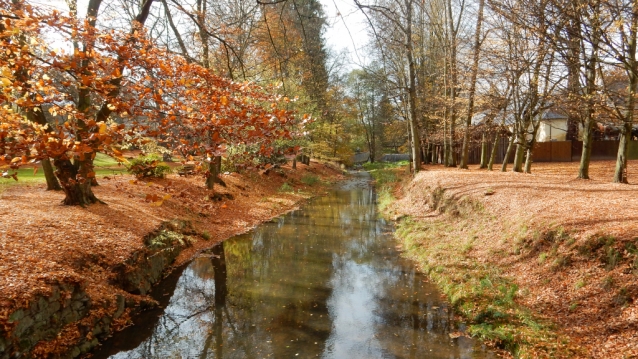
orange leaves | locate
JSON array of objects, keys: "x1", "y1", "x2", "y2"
[
  {"x1": 0, "y1": 0, "x2": 301, "y2": 191},
  {"x1": 144, "y1": 193, "x2": 171, "y2": 207}
]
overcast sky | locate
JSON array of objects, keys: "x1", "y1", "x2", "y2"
[{"x1": 319, "y1": 0, "x2": 370, "y2": 70}]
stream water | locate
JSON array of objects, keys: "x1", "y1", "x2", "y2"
[{"x1": 93, "y1": 173, "x2": 493, "y2": 359}]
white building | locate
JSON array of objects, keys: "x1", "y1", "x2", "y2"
[{"x1": 537, "y1": 111, "x2": 569, "y2": 142}]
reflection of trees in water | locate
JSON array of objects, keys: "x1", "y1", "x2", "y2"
[
  {"x1": 110, "y1": 243, "x2": 233, "y2": 359},
  {"x1": 104, "y1": 185, "x2": 490, "y2": 359}
]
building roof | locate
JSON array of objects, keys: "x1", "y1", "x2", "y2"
[{"x1": 542, "y1": 110, "x2": 568, "y2": 121}]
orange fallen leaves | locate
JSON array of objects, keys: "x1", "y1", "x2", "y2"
[{"x1": 389, "y1": 160, "x2": 638, "y2": 358}]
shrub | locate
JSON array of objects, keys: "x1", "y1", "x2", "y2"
[
  {"x1": 127, "y1": 154, "x2": 172, "y2": 178},
  {"x1": 279, "y1": 182, "x2": 293, "y2": 192},
  {"x1": 301, "y1": 174, "x2": 319, "y2": 186}
]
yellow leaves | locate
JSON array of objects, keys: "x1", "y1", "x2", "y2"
[
  {"x1": 98, "y1": 122, "x2": 107, "y2": 134},
  {"x1": 220, "y1": 96, "x2": 229, "y2": 106},
  {"x1": 1, "y1": 66, "x2": 11, "y2": 78},
  {"x1": 107, "y1": 104, "x2": 117, "y2": 111},
  {"x1": 0, "y1": 78, "x2": 12, "y2": 88},
  {"x1": 145, "y1": 193, "x2": 171, "y2": 206}
]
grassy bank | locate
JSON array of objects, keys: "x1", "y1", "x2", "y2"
[
  {"x1": 368, "y1": 161, "x2": 638, "y2": 358},
  {"x1": 0, "y1": 153, "x2": 126, "y2": 193}
]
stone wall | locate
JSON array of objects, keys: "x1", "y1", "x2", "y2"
[{"x1": 0, "y1": 219, "x2": 196, "y2": 359}]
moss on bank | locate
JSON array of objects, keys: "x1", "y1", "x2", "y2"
[{"x1": 373, "y1": 166, "x2": 578, "y2": 358}]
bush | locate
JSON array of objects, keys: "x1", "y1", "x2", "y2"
[
  {"x1": 127, "y1": 154, "x2": 172, "y2": 178},
  {"x1": 279, "y1": 182, "x2": 293, "y2": 192},
  {"x1": 301, "y1": 174, "x2": 319, "y2": 186}
]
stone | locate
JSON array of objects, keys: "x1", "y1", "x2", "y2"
[
  {"x1": 8, "y1": 309, "x2": 24, "y2": 323},
  {"x1": 114, "y1": 295, "x2": 126, "y2": 319}
]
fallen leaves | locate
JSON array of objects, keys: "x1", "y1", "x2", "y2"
[
  {"x1": 0, "y1": 160, "x2": 343, "y2": 357},
  {"x1": 389, "y1": 160, "x2": 638, "y2": 359}
]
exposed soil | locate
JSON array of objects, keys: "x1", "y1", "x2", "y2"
[
  {"x1": 386, "y1": 160, "x2": 638, "y2": 359},
  {"x1": 0, "y1": 160, "x2": 344, "y2": 358}
]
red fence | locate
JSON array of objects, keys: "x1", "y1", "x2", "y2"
[{"x1": 459, "y1": 139, "x2": 638, "y2": 165}]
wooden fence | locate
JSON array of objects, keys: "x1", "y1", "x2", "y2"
[{"x1": 459, "y1": 139, "x2": 638, "y2": 165}]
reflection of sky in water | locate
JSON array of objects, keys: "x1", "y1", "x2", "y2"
[
  {"x1": 324, "y1": 260, "x2": 386, "y2": 358},
  {"x1": 97, "y1": 173, "x2": 493, "y2": 359}
]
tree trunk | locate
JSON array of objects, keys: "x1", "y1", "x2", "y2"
[
  {"x1": 501, "y1": 133, "x2": 515, "y2": 172},
  {"x1": 445, "y1": 0, "x2": 457, "y2": 168},
  {"x1": 613, "y1": 6, "x2": 637, "y2": 183},
  {"x1": 41, "y1": 159, "x2": 62, "y2": 191},
  {"x1": 487, "y1": 133, "x2": 499, "y2": 171},
  {"x1": 614, "y1": 124, "x2": 631, "y2": 183},
  {"x1": 524, "y1": 147, "x2": 533, "y2": 173},
  {"x1": 292, "y1": 157, "x2": 297, "y2": 170},
  {"x1": 54, "y1": 159, "x2": 101, "y2": 206},
  {"x1": 578, "y1": 5, "x2": 600, "y2": 180},
  {"x1": 512, "y1": 143, "x2": 525, "y2": 173},
  {"x1": 479, "y1": 132, "x2": 488, "y2": 169},
  {"x1": 206, "y1": 159, "x2": 220, "y2": 190},
  {"x1": 406, "y1": 0, "x2": 421, "y2": 173},
  {"x1": 459, "y1": 0, "x2": 485, "y2": 169}
]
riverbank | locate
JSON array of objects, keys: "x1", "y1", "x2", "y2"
[
  {"x1": 373, "y1": 161, "x2": 638, "y2": 358},
  {"x1": 0, "y1": 161, "x2": 344, "y2": 358}
]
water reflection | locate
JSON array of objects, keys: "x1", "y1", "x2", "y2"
[{"x1": 96, "y1": 173, "x2": 492, "y2": 359}]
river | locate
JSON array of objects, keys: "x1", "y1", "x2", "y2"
[{"x1": 93, "y1": 172, "x2": 493, "y2": 359}]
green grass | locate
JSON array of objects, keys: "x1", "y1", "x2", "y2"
[
  {"x1": 394, "y1": 216, "x2": 572, "y2": 357},
  {"x1": 361, "y1": 160, "x2": 409, "y2": 171},
  {"x1": 0, "y1": 153, "x2": 126, "y2": 192},
  {"x1": 278, "y1": 182, "x2": 293, "y2": 192},
  {"x1": 300, "y1": 174, "x2": 320, "y2": 186},
  {"x1": 383, "y1": 183, "x2": 576, "y2": 358}
]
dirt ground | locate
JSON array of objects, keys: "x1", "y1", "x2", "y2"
[
  {"x1": 389, "y1": 160, "x2": 638, "y2": 358},
  {"x1": 0, "y1": 160, "x2": 344, "y2": 355}
]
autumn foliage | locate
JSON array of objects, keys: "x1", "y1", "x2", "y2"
[{"x1": 0, "y1": 0, "x2": 300, "y2": 205}]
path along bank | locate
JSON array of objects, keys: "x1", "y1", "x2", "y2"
[
  {"x1": 0, "y1": 161, "x2": 344, "y2": 358},
  {"x1": 370, "y1": 160, "x2": 638, "y2": 359}
]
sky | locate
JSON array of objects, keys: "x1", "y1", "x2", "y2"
[
  {"x1": 319, "y1": 0, "x2": 370, "y2": 70},
  {"x1": 38, "y1": 0, "x2": 371, "y2": 70}
]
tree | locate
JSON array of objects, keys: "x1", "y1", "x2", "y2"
[
  {"x1": 355, "y1": 0, "x2": 422, "y2": 173},
  {"x1": 0, "y1": 0, "x2": 300, "y2": 205}
]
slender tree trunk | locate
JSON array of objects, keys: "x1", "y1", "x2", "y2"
[
  {"x1": 206, "y1": 158, "x2": 221, "y2": 190},
  {"x1": 479, "y1": 132, "x2": 488, "y2": 169},
  {"x1": 487, "y1": 132, "x2": 499, "y2": 171},
  {"x1": 41, "y1": 159, "x2": 61, "y2": 191},
  {"x1": 406, "y1": 0, "x2": 421, "y2": 173},
  {"x1": 613, "y1": 6, "x2": 637, "y2": 183},
  {"x1": 502, "y1": 132, "x2": 515, "y2": 172},
  {"x1": 578, "y1": 4, "x2": 600, "y2": 180},
  {"x1": 460, "y1": 0, "x2": 485, "y2": 169},
  {"x1": 445, "y1": 0, "x2": 457, "y2": 167},
  {"x1": 512, "y1": 143, "x2": 525, "y2": 173},
  {"x1": 524, "y1": 147, "x2": 534, "y2": 173}
]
